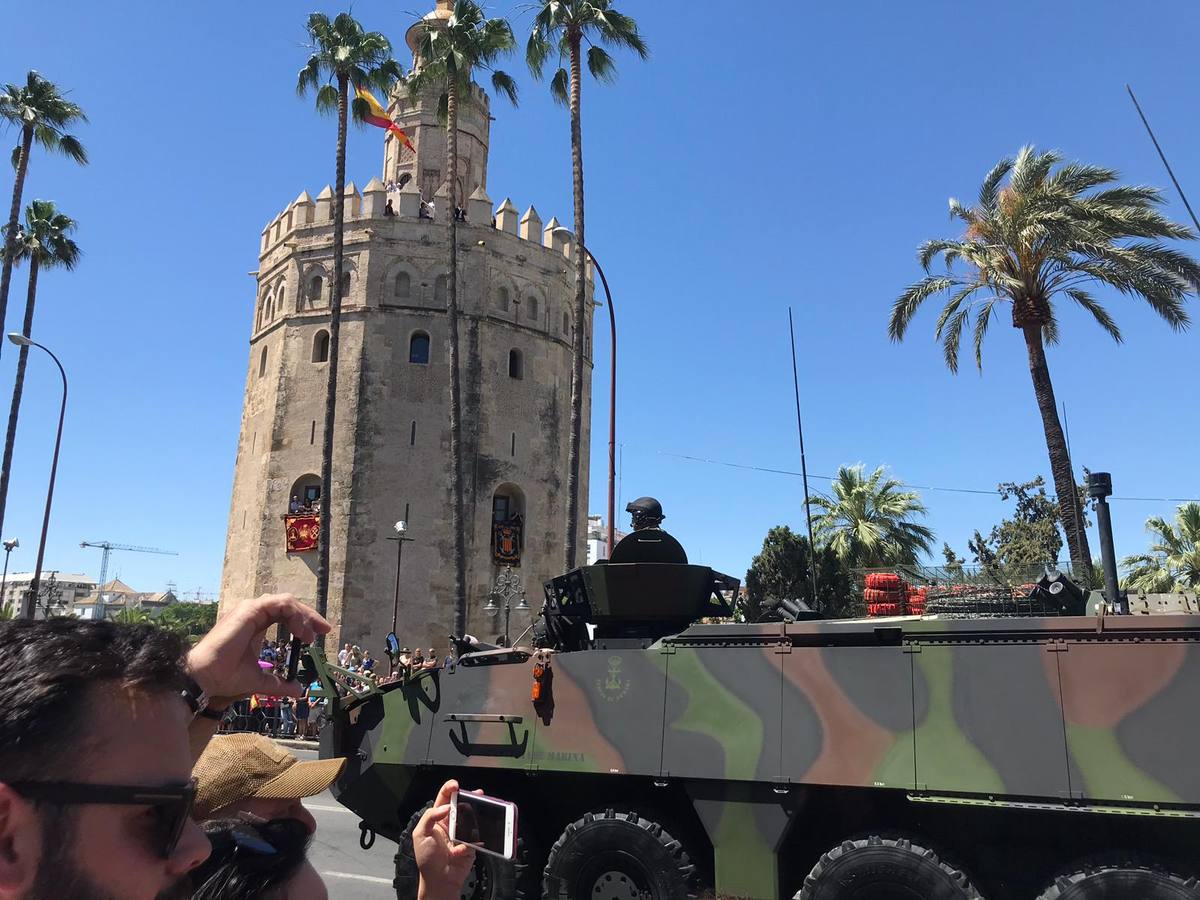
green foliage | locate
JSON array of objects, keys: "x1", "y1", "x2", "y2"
[
  {"x1": 967, "y1": 477, "x2": 1064, "y2": 575},
  {"x1": 297, "y1": 12, "x2": 403, "y2": 114},
  {"x1": 14, "y1": 200, "x2": 79, "y2": 270},
  {"x1": 810, "y1": 465, "x2": 934, "y2": 569},
  {"x1": 941, "y1": 542, "x2": 966, "y2": 580},
  {"x1": 112, "y1": 607, "x2": 153, "y2": 626},
  {"x1": 0, "y1": 71, "x2": 88, "y2": 167},
  {"x1": 157, "y1": 602, "x2": 218, "y2": 643},
  {"x1": 407, "y1": 1, "x2": 519, "y2": 120},
  {"x1": 1122, "y1": 502, "x2": 1200, "y2": 592},
  {"x1": 742, "y1": 526, "x2": 856, "y2": 621},
  {"x1": 526, "y1": 0, "x2": 648, "y2": 105},
  {"x1": 889, "y1": 145, "x2": 1200, "y2": 372}
]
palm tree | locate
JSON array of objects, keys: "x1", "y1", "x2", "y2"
[
  {"x1": 889, "y1": 147, "x2": 1200, "y2": 579},
  {"x1": 1122, "y1": 503, "x2": 1200, "y2": 592},
  {"x1": 810, "y1": 465, "x2": 935, "y2": 569},
  {"x1": 526, "y1": 0, "x2": 647, "y2": 570},
  {"x1": 408, "y1": 0, "x2": 517, "y2": 637},
  {"x1": 0, "y1": 72, "x2": 86, "y2": 356},
  {"x1": 0, "y1": 200, "x2": 79, "y2": 538},
  {"x1": 298, "y1": 12, "x2": 402, "y2": 633}
]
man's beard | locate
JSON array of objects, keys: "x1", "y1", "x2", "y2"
[{"x1": 30, "y1": 806, "x2": 193, "y2": 900}]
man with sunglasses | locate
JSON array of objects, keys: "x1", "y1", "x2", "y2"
[{"x1": 0, "y1": 592, "x2": 329, "y2": 900}]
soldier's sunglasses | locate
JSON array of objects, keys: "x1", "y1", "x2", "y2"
[{"x1": 11, "y1": 778, "x2": 197, "y2": 859}]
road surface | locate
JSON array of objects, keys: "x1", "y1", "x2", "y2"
[{"x1": 295, "y1": 746, "x2": 396, "y2": 899}]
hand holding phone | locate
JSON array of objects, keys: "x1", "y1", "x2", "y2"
[{"x1": 449, "y1": 790, "x2": 518, "y2": 861}]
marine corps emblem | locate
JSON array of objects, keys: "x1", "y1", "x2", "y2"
[{"x1": 596, "y1": 655, "x2": 630, "y2": 702}]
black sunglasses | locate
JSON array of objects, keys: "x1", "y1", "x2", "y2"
[{"x1": 11, "y1": 778, "x2": 197, "y2": 859}]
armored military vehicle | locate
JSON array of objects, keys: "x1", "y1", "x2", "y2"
[{"x1": 310, "y1": 500, "x2": 1200, "y2": 900}]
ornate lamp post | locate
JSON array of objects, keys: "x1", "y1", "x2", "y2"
[
  {"x1": 484, "y1": 566, "x2": 529, "y2": 647},
  {"x1": 387, "y1": 520, "x2": 414, "y2": 643},
  {"x1": 8, "y1": 334, "x2": 66, "y2": 620}
]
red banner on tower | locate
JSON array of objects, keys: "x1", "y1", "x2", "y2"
[{"x1": 286, "y1": 514, "x2": 320, "y2": 553}]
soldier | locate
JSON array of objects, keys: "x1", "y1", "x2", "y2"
[
  {"x1": 611, "y1": 496, "x2": 687, "y2": 564},
  {"x1": 626, "y1": 496, "x2": 665, "y2": 531}
]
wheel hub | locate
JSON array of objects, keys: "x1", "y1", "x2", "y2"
[{"x1": 590, "y1": 870, "x2": 646, "y2": 900}]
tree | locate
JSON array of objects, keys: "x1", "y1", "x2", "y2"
[
  {"x1": 810, "y1": 464, "x2": 934, "y2": 569},
  {"x1": 113, "y1": 607, "x2": 153, "y2": 626},
  {"x1": 0, "y1": 72, "x2": 86, "y2": 361},
  {"x1": 941, "y1": 542, "x2": 966, "y2": 581},
  {"x1": 968, "y1": 477, "x2": 1064, "y2": 576},
  {"x1": 0, "y1": 200, "x2": 79, "y2": 537},
  {"x1": 158, "y1": 602, "x2": 218, "y2": 643},
  {"x1": 1122, "y1": 503, "x2": 1200, "y2": 592},
  {"x1": 889, "y1": 147, "x2": 1200, "y2": 580},
  {"x1": 408, "y1": 0, "x2": 517, "y2": 637},
  {"x1": 743, "y1": 525, "x2": 855, "y2": 621},
  {"x1": 526, "y1": 0, "x2": 647, "y2": 570},
  {"x1": 297, "y1": 12, "x2": 402, "y2": 636}
]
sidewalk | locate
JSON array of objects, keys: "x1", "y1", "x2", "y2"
[{"x1": 274, "y1": 736, "x2": 320, "y2": 752}]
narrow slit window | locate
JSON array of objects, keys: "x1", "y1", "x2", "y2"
[
  {"x1": 508, "y1": 348, "x2": 523, "y2": 379},
  {"x1": 310, "y1": 421, "x2": 316, "y2": 445},
  {"x1": 410, "y1": 332, "x2": 430, "y2": 364},
  {"x1": 511, "y1": 432, "x2": 516, "y2": 457},
  {"x1": 410, "y1": 420, "x2": 417, "y2": 446}
]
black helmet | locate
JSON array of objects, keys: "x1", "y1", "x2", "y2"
[{"x1": 626, "y1": 496, "x2": 664, "y2": 530}]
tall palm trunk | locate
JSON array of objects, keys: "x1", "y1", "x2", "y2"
[
  {"x1": 446, "y1": 78, "x2": 467, "y2": 636},
  {"x1": 1022, "y1": 325, "x2": 1093, "y2": 577},
  {"x1": 315, "y1": 74, "x2": 350, "y2": 644},
  {"x1": 563, "y1": 31, "x2": 586, "y2": 570},
  {"x1": 0, "y1": 128, "x2": 32, "y2": 357},
  {"x1": 0, "y1": 257, "x2": 39, "y2": 536}
]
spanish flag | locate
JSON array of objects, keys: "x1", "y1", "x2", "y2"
[{"x1": 355, "y1": 84, "x2": 415, "y2": 153}]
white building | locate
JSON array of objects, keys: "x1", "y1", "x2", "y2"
[
  {"x1": 1, "y1": 572, "x2": 96, "y2": 619},
  {"x1": 585, "y1": 515, "x2": 627, "y2": 566}
]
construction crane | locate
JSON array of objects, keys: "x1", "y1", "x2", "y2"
[{"x1": 80, "y1": 541, "x2": 178, "y2": 597}]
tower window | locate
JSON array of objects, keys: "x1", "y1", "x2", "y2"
[
  {"x1": 526, "y1": 296, "x2": 538, "y2": 321},
  {"x1": 307, "y1": 275, "x2": 324, "y2": 307},
  {"x1": 511, "y1": 432, "x2": 516, "y2": 457},
  {"x1": 434, "y1": 274, "x2": 448, "y2": 305},
  {"x1": 312, "y1": 329, "x2": 330, "y2": 363},
  {"x1": 340, "y1": 271, "x2": 351, "y2": 299},
  {"x1": 508, "y1": 348, "x2": 523, "y2": 380},
  {"x1": 410, "y1": 420, "x2": 417, "y2": 446},
  {"x1": 394, "y1": 271, "x2": 411, "y2": 300},
  {"x1": 258, "y1": 346, "x2": 267, "y2": 378},
  {"x1": 496, "y1": 286, "x2": 509, "y2": 311},
  {"x1": 310, "y1": 420, "x2": 316, "y2": 445},
  {"x1": 410, "y1": 331, "x2": 430, "y2": 365},
  {"x1": 562, "y1": 310, "x2": 570, "y2": 333}
]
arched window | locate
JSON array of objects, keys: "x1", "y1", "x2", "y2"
[
  {"x1": 288, "y1": 474, "x2": 321, "y2": 513},
  {"x1": 526, "y1": 295, "x2": 539, "y2": 321},
  {"x1": 409, "y1": 331, "x2": 430, "y2": 365},
  {"x1": 307, "y1": 275, "x2": 324, "y2": 307},
  {"x1": 562, "y1": 310, "x2": 570, "y2": 333},
  {"x1": 258, "y1": 346, "x2": 268, "y2": 378},
  {"x1": 312, "y1": 330, "x2": 330, "y2": 363},
  {"x1": 508, "y1": 348, "x2": 523, "y2": 380},
  {"x1": 496, "y1": 286, "x2": 509, "y2": 311},
  {"x1": 434, "y1": 274, "x2": 448, "y2": 305},
  {"x1": 394, "y1": 271, "x2": 411, "y2": 300},
  {"x1": 491, "y1": 483, "x2": 525, "y2": 564},
  {"x1": 340, "y1": 271, "x2": 351, "y2": 299}
]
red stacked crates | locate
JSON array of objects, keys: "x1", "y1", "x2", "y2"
[{"x1": 864, "y1": 572, "x2": 905, "y2": 616}]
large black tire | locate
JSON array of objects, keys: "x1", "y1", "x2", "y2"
[
  {"x1": 796, "y1": 835, "x2": 982, "y2": 900},
  {"x1": 541, "y1": 809, "x2": 698, "y2": 900},
  {"x1": 1036, "y1": 864, "x2": 1200, "y2": 899},
  {"x1": 393, "y1": 803, "x2": 538, "y2": 900}
]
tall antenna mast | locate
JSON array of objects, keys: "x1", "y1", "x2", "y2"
[
  {"x1": 788, "y1": 308, "x2": 820, "y2": 604},
  {"x1": 1127, "y1": 84, "x2": 1200, "y2": 233}
]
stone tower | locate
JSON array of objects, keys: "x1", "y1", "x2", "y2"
[{"x1": 218, "y1": 6, "x2": 593, "y2": 651}]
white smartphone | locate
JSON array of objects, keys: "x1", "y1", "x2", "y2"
[{"x1": 448, "y1": 790, "x2": 518, "y2": 861}]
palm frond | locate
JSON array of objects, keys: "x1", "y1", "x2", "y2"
[
  {"x1": 587, "y1": 46, "x2": 617, "y2": 83},
  {"x1": 888, "y1": 275, "x2": 957, "y2": 340},
  {"x1": 549, "y1": 67, "x2": 569, "y2": 105},
  {"x1": 1064, "y1": 289, "x2": 1122, "y2": 343},
  {"x1": 491, "y1": 70, "x2": 519, "y2": 106}
]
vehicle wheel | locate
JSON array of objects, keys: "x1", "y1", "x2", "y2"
[
  {"x1": 394, "y1": 803, "x2": 538, "y2": 900},
  {"x1": 796, "y1": 835, "x2": 982, "y2": 900},
  {"x1": 1036, "y1": 863, "x2": 1199, "y2": 899},
  {"x1": 541, "y1": 809, "x2": 698, "y2": 900}
]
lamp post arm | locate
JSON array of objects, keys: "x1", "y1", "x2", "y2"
[
  {"x1": 25, "y1": 339, "x2": 67, "y2": 615},
  {"x1": 582, "y1": 245, "x2": 617, "y2": 559}
]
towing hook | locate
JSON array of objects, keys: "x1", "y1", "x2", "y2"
[{"x1": 359, "y1": 822, "x2": 376, "y2": 850}]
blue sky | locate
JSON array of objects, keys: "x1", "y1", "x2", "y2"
[{"x1": 1, "y1": 1, "x2": 1197, "y2": 596}]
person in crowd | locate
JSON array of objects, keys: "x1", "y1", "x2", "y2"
[
  {"x1": 295, "y1": 685, "x2": 310, "y2": 737},
  {"x1": 384, "y1": 198, "x2": 396, "y2": 216},
  {"x1": 0, "y1": 592, "x2": 328, "y2": 899},
  {"x1": 279, "y1": 696, "x2": 296, "y2": 737},
  {"x1": 350, "y1": 645, "x2": 363, "y2": 668},
  {"x1": 360, "y1": 650, "x2": 375, "y2": 673},
  {"x1": 192, "y1": 733, "x2": 345, "y2": 835},
  {"x1": 288, "y1": 495, "x2": 302, "y2": 514},
  {"x1": 426, "y1": 648, "x2": 440, "y2": 670},
  {"x1": 190, "y1": 817, "x2": 324, "y2": 900},
  {"x1": 337, "y1": 642, "x2": 351, "y2": 667}
]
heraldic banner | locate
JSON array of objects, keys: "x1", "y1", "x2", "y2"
[{"x1": 286, "y1": 514, "x2": 320, "y2": 553}]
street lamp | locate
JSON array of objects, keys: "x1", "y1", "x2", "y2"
[
  {"x1": 484, "y1": 566, "x2": 529, "y2": 647},
  {"x1": 386, "y1": 520, "x2": 414, "y2": 671},
  {"x1": 0, "y1": 537, "x2": 17, "y2": 615},
  {"x1": 8, "y1": 333, "x2": 66, "y2": 619},
  {"x1": 557, "y1": 235, "x2": 618, "y2": 557}
]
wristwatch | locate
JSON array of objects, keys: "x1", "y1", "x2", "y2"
[{"x1": 180, "y1": 673, "x2": 227, "y2": 721}]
